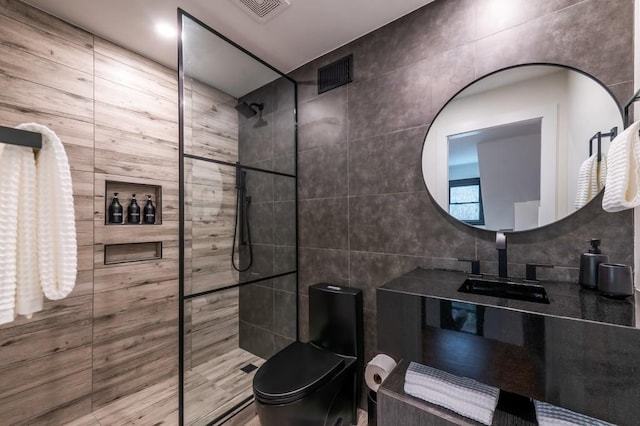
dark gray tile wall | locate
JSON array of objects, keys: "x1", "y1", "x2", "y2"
[
  {"x1": 238, "y1": 76, "x2": 297, "y2": 359},
  {"x1": 290, "y1": 0, "x2": 634, "y2": 397}
]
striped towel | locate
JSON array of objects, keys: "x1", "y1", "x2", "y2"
[
  {"x1": 534, "y1": 400, "x2": 614, "y2": 426},
  {"x1": 404, "y1": 362, "x2": 499, "y2": 425}
]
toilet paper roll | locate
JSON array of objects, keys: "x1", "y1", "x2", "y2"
[{"x1": 365, "y1": 354, "x2": 397, "y2": 392}]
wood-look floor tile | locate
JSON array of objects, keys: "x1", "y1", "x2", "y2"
[{"x1": 92, "y1": 377, "x2": 178, "y2": 426}]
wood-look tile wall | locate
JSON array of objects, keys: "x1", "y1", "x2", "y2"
[
  {"x1": 183, "y1": 76, "x2": 240, "y2": 370},
  {"x1": 0, "y1": 1, "x2": 181, "y2": 422}
]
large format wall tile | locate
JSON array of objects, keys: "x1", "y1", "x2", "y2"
[
  {"x1": 299, "y1": 198, "x2": 349, "y2": 250},
  {"x1": 298, "y1": 87, "x2": 348, "y2": 152},
  {"x1": 293, "y1": 2, "x2": 635, "y2": 414},
  {"x1": 0, "y1": 3, "x2": 96, "y2": 423},
  {"x1": 299, "y1": 248, "x2": 349, "y2": 294},
  {"x1": 348, "y1": 57, "x2": 433, "y2": 141},
  {"x1": 349, "y1": 126, "x2": 427, "y2": 196},
  {"x1": 352, "y1": 0, "x2": 476, "y2": 82},
  {"x1": 474, "y1": 0, "x2": 633, "y2": 86},
  {"x1": 475, "y1": 0, "x2": 582, "y2": 39},
  {"x1": 349, "y1": 192, "x2": 476, "y2": 258},
  {"x1": 298, "y1": 144, "x2": 348, "y2": 199}
]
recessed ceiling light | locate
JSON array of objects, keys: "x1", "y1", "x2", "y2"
[{"x1": 155, "y1": 22, "x2": 176, "y2": 39}]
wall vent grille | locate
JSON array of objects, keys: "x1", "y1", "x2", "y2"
[
  {"x1": 231, "y1": 0, "x2": 291, "y2": 23},
  {"x1": 318, "y1": 55, "x2": 353, "y2": 94}
]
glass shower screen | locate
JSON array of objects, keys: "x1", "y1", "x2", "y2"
[{"x1": 178, "y1": 10, "x2": 297, "y2": 425}]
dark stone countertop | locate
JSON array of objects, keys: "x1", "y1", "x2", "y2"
[
  {"x1": 379, "y1": 267, "x2": 636, "y2": 328},
  {"x1": 376, "y1": 267, "x2": 640, "y2": 425}
]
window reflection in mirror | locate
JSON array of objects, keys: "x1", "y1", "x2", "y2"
[
  {"x1": 423, "y1": 64, "x2": 622, "y2": 232},
  {"x1": 448, "y1": 178, "x2": 484, "y2": 225}
]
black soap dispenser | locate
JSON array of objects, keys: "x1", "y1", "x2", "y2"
[
  {"x1": 579, "y1": 239, "x2": 609, "y2": 289},
  {"x1": 143, "y1": 195, "x2": 156, "y2": 224},
  {"x1": 108, "y1": 193, "x2": 123, "y2": 224},
  {"x1": 127, "y1": 194, "x2": 141, "y2": 224}
]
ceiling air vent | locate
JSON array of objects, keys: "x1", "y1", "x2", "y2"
[
  {"x1": 318, "y1": 55, "x2": 353, "y2": 94},
  {"x1": 231, "y1": 0, "x2": 291, "y2": 23}
]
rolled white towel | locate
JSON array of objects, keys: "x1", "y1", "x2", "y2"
[
  {"x1": 0, "y1": 145, "x2": 24, "y2": 324},
  {"x1": 17, "y1": 123, "x2": 77, "y2": 300},
  {"x1": 534, "y1": 400, "x2": 614, "y2": 426},
  {"x1": 404, "y1": 362, "x2": 499, "y2": 425},
  {"x1": 603, "y1": 120, "x2": 640, "y2": 212}
]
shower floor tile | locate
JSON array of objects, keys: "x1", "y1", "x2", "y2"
[
  {"x1": 64, "y1": 348, "x2": 264, "y2": 426},
  {"x1": 186, "y1": 348, "x2": 264, "y2": 425}
]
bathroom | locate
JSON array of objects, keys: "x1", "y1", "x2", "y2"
[{"x1": 0, "y1": 0, "x2": 637, "y2": 425}]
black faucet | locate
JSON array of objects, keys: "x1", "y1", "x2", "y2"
[{"x1": 496, "y1": 232, "x2": 507, "y2": 278}]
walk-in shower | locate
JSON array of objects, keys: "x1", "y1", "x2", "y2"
[{"x1": 178, "y1": 9, "x2": 298, "y2": 426}]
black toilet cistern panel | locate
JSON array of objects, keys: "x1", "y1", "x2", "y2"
[{"x1": 308, "y1": 283, "x2": 363, "y2": 361}]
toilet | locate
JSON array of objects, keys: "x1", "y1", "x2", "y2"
[{"x1": 252, "y1": 283, "x2": 363, "y2": 426}]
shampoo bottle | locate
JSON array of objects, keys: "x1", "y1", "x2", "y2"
[
  {"x1": 143, "y1": 195, "x2": 156, "y2": 224},
  {"x1": 579, "y1": 239, "x2": 609, "y2": 289},
  {"x1": 127, "y1": 194, "x2": 141, "y2": 224},
  {"x1": 108, "y1": 193, "x2": 123, "y2": 224}
]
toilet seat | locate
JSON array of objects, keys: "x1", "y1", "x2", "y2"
[{"x1": 253, "y1": 342, "x2": 352, "y2": 405}]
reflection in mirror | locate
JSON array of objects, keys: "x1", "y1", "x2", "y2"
[{"x1": 423, "y1": 64, "x2": 622, "y2": 232}]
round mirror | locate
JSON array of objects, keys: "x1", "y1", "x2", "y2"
[{"x1": 422, "y1": 64, "x2": 623, "y2": 232}]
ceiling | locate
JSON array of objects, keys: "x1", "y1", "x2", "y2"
[{"x1": 21, "y1": 0, "x2": 435, "y2": 74}]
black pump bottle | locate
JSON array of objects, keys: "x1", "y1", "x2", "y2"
[
  {"x1": 143, "y1": 195, "x2": 156, "y2": 224},
  {"x1": 127, "y1": 194, "x2": 141, "y2": 224},
  {"x1": 108, "y1": 193, "x2": 123, "y2": 224},
  {"x1": 579, "y1": 239, "x2": 609, "y2": 289}
]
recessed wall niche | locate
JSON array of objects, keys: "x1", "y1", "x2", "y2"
[
  {"x1": 104, "y1": 180, "x2": 162, "y2": 225},
  {"x1": 104, "y1": 241, "x2": 163, "y2": 265}
]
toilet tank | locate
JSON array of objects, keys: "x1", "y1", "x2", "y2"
[{"x1": 309, "y1": 283, "x2": 363, "y2": 361}]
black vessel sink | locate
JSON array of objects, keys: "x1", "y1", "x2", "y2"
[{"x1": 458, "y1": 277, "x2": 550, "y2": 304}]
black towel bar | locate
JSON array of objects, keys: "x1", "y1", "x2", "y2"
[
  {"x1": 589, "y1": 127, "x2": 617, "y2": 162},
  {"x1": 0, "y1": 125, "x2": 42, "y2": 150},
  {"x1": 623, "y1": 88, "x2": 640, "y2": 129}
]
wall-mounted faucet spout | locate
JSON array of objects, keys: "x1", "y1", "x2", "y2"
[{"x1": 496, "y1": 232, "x2": 508, "y2": 278}]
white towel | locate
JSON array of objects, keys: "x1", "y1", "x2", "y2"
[
  {"x1": 404, "y1": 362, "x2": 500, "y2": 425},
  {"x1": 17, "y1": 123, "x2": 77, "y2": 300},
  {"x1": 0, "y1": 145, "x2": 23, "y2": 324},
  {"x1": 575, "y1": 154, "x2": 607, "y2": 209},
  {"x1": 534, "y1": 400, "x2": 614, "y2": 426},
  {"x1": 603, "y1": 120, "x2": 640, "y2": 212},
  {"x1": 15, "y1": 145, "x2": 42, "y2": 318}
]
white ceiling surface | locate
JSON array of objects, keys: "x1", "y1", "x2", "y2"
[
  {"x1": 21, "y1": 0, "x2": 435, "y2": 74},
  {"x1": 449, "y1": 119, "x2": 542, "y2": 167}
]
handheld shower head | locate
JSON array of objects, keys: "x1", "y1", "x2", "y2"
[{"x1": 235, "y1": 101, "x2": 264, "y2": 118}]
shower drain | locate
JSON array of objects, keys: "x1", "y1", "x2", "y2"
[{"x1": 241, "y1": 363, "x2": 258, "y2": 374}]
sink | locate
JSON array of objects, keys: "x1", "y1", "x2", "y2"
[{"x1": 458, "y1": 277, "x2": 550, "y2": 304}]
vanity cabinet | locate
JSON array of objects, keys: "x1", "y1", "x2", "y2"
[{"x1": 377, "y1": 268, "x2": 638, "y2": 425}]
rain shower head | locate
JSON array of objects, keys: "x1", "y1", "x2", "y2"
[{"x1": 235, "y1": 101, "x2": 264, "y2": 118}]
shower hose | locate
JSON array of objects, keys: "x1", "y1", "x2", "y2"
[{"x1": 231, "y1": 186, "x2": 253, "y2": 272}]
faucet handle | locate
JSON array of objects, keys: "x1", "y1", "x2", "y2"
[
  {"x1": 525, "y1": 263, "x2": 554, "y2": 281},
  {"x1": 458, "y1": 258, "x2": 481, "y2": 276}
]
